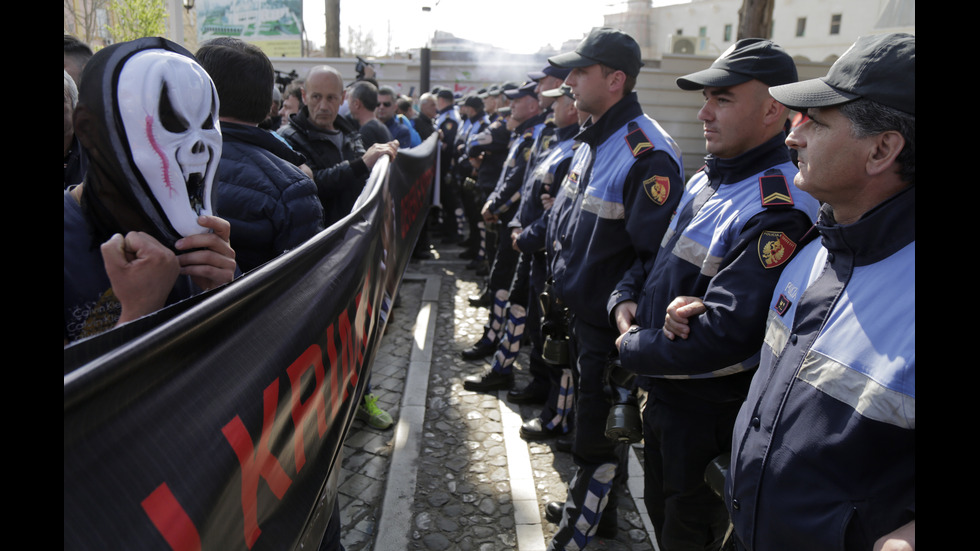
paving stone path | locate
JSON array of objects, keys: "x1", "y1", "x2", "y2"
[{"x1": 338, "y1": 242, "x2": 658, "y2": 551}]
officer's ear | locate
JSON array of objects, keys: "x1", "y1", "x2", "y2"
[
  {"x1": 606, "y1": 69, "x2": 626, "y2": 96},
  {"x1": 762, "y1": 96, "x2": 788, "y2": 128},
  {"x1": 866, "y1": 130, "x2": 905, "y2": 179}
]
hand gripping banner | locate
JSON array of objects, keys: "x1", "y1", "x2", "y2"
[{"x1": 64, "y1": 135, "x2": 438, "y2": 550}]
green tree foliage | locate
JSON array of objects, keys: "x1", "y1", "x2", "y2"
[{"x1": 107, "y1": 0, "x2": 169, "y2": 42}]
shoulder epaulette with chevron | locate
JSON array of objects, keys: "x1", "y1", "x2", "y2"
[
  {"x1": 624, "y1": 121, "x2": 655, "y2": 158},
  {"x1": 759, "y1": 169, "x2": 794, "y2": 208}
]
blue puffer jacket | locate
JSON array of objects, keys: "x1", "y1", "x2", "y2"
[{"x1": 216, "y1": 121, "x2": 324, "y2": 273}]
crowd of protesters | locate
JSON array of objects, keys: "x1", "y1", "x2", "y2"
[{"x1": 64, "y1": 29, "x2": 914, "y2": 551}]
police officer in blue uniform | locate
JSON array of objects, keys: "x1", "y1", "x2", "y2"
[
  {"x1": 542, "y1": 29, "x2": 685, "y2": 551},
  {"x1": 504, "y1": 66, "x2": 573, "y2": 406},
  {"x1": 523, "y1": 65, "x2": 570, "y2": 180},
  {"x1": 462, "y1": 81, "x2": 547, "y2": 390},
  {"x1": 455, "y1": 94, "x2": 501, "y2": 271},
  {"x1": 512, "y1": 85, "x2": 582, "y2": 440},
  {"x1": 721, "y1": 33, "x2": 915, "y2": 551},
  {"x1": 465, "y1": 83, "x2": 521, "y2": 304},
  {"x1": 434, "y1": 88, "x2": 464, "y2": 244},
  {"x1": 481, "y1": 84, "x2": 504, "y2": 125},
  {"x1": 609, "y1": 39, "x2": 820, "y2": 551}
]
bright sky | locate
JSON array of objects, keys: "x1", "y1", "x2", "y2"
[{"x1": 302, "y1": 0, "x2": 635, "y2": 55}]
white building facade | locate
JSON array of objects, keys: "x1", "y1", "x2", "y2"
[{"x1": 604, "y1": 0, "x2": 915, "y2": 62}]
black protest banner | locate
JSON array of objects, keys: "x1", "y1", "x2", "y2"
[{"x1": 64, "y1": 135, "x2": 437, "y2": 550}]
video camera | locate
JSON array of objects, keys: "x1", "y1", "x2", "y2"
[
  {"x1": 274, "y1": 69, "x2": 298, "y2": 92},
  {"x1": 355, "y1": 56, "x2": 372, "y2": 81}
]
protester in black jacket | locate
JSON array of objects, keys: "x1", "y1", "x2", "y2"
[{"x1": 278, "y1": 65, "x2": 397, "y2": 226}]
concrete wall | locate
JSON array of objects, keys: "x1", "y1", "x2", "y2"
[{"x1": 272, "y1": 53, "x2": 833, "y2": 180}]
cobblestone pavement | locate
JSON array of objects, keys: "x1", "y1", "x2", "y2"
[{"x1": 337, "y1": 239, "x2": 658, "y2": 551}]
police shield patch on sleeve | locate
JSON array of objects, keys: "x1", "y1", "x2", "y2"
[
  {"x1": 540, "y1": 135, "x2": 554, "y2": 152},
  {"x1": 758, "y1": 231, "x2": 797, "y2": 268},
  {"x1": 643, "y1": 175, "x2": 670, "y2": 205},
  {"x1": 758, "y1": 170, "x2": 794, "y2": 207}
]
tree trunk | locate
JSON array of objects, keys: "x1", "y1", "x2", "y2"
[
  {"x1": 324, "y1": 0, "x2": 341, "y2": 57},
  {"x1": 737, "y1": 0, "x2": 775, "y2": 40},
  {"x1": 65, "y1": 0, "x2": 111, "y2": 46}
]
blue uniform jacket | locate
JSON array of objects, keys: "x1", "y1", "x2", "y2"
[
  {"x1": 515, "y1": 121, "x2": 579, "y2": 254},
  {"x1": 612, "y1": 133, "x2": 819, "y2": 403},
  {"x1": 522, "y1": 109, "x2": 556, "y2": 184},
  {"x1": 436, "y1": 106, "x2": 460, "y2": 172},
  {"x1": 468, "y1": 115, "x2": 511, "y2": 191},
  {"x1": 485, "y1": 112, "x2": 546, "y2": 217},
  {"x1": 727, "y1": 187, "x2": 915, "y2": 551},
  {"x1": 547, "y1": 92, "x2": 684, "y2": 324}
]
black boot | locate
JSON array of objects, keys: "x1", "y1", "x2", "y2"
[
  {"x1": 461, "y1": 338, "x2": 496, "y2": 360},
  {"x1": 545, "y1": 501, "x2": 618, "y2": 538},
  {"x1": 462, "y1": 369, "x2": 514, "y2": 391},
  {"x1": 468, "y1": 289, "x2": 491, "y2": 308},
  {"x1": 507, "y1": 381, "x2": 549, "y2": 405},
  {"x1": 519, "y1": 418, "x2": 563, "y2": 441}
]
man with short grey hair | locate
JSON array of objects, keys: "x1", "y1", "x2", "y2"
[
  {"x1": 722, "y1": 33, "x2": 915, "y2": 551},
  {"x1": 414, "y1": 92, "x2": 437, "y2": 141}
]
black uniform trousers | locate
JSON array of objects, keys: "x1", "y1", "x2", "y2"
[
  {"x1": 643, "y1": 387, "x2": 741, "y2": 551},
  {"x1": 550, "y1": 317, "x2": 628, "y2": 550}
]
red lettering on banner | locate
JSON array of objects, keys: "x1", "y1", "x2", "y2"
[
  {"x1": 141, "y1": 483, "x2": 202, "y2": 551},
  {"x1": 338, "y1": 311, "x2": 358, "y2": 401},
  {"x1": 220, "y1": 380, "x2": 294, "y2": 548},
  {"x1": 326, "y1": 323, "x2": 341, "y2": 422},
  {"x1": 286, "y1": 345, "x2": 327, "y2": 472},
  {"x1": 142, "y1": 287, "x2": 377, "y2": 548},
  {"x1": 361, "y1": 282, "x2": 374, "y2": 323}
]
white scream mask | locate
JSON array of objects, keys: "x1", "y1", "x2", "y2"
[{"x1": 116, "y1": 49, "x2": 221, "y2": 237}]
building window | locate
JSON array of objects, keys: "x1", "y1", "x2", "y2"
[
  {"x1": 724, "y1": 24, "x2": 732, "y2": 42},
  {"x1": 830, "y1": 14, "x2": 842, "y2": 35},
  {"x1": 796, "y1": 17, "x2": 806, "y2": 37}
]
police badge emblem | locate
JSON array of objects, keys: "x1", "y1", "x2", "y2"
[
  {"x1": 643, "y1": 175, "x2": 670, "y2": 205},
  {"x1": 758, "y1": 231, "x2": 797, "y2": 268}
]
